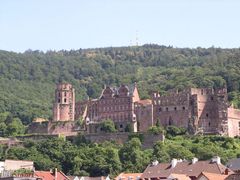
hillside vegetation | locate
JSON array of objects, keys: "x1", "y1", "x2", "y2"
[
  {"x1": 2, "y1": 133, "x2": 240, "y2": 176},
  {"x1": 0, "y1": 45, "x2": 240, "y2": 125}
]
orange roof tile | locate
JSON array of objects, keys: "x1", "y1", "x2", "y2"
[
  {"x1": 168, "y1": 173, "x2": 191, "y2": 180},
  {"x1": 35, "y1": 170, "x2": 69, "y2": 180},
  {"x1": 197, "y1": 172, "x2": 228, "y2": 180},
  {"x1": 115, "y1": 173, "x2": 142, "y2": 180}
]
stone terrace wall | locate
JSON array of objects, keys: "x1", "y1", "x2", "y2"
[{"x1": 78, "y1": 132, "x2": 164, "y2": 148}]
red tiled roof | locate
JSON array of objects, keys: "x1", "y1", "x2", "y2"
[
  {"x1": 141, "y1": 160, "x2": 231, "y2": 179},
  {"x1": 35, "y1": 170, "x2": 69, "y2": 180},
  {"x1": 115, "y1": 173, "x2": 142, "y2": 180},
  {"x1": 168, "y1": 173, "x2": 191, "y2": 180},
  {"x1": 197, "y1": 172, "x2": 228, "y2": 180}
]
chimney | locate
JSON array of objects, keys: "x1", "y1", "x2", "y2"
[
  {"x1": 152, "y1": 160, "x2": 159, "y2": 166},
  {"x1": 211, "y1": 156, "x2": 221, "y2": 164},
  {"x1": 54, "y1": 168, "x2": 57, "y2": 180},
  {"x1": 171, "y1": 159, "x2": 178, "y2": 168},
  {"x1": 192, "y1": 157, "x2": 198, "y2": 164}
]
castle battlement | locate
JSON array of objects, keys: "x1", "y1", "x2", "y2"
[{"x1": 29, "y1": 83, "x2": 240, "y2": 137}]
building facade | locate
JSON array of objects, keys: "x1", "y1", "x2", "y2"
[
  {"x1": 151, "y1": 88, "x2": 240, "y2": 136},
  {"x1": 52, "y1": 83, "x2": 240, "y2": 137},
  {"x1": 77, "y1": 84, "x2": 151, "y2": 133}
]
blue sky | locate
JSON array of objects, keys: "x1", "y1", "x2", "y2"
[{"x1": 0, "y1": 0, "x2": 240, "y2": 52}]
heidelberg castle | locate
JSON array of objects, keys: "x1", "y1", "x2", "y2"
[{"x1": 49, "y1": 82, "x2": 240, "y2": 137}]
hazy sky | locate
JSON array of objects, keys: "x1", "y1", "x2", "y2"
[{"x1": 1, "y1": 0, "x2": 240, "y2": 52}]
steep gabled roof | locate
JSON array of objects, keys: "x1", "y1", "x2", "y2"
[
  {"x1": 35, "y1": 170, "x2": 69, "y2": 180},
  {"x1": 141, "y1": 160, "x2": 230, "y2": 179},
  {"x1": 168, "y1": 173, "x2": 191, "y2": 180},
  {"x1": 115, "y1": 173, "x2": 142, "y2": 180},
  {"x1": 197, "y1": 172, "x2": 228, "y2": 180}
]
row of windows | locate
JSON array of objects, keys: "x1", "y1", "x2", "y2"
[
  {"x1": 100, "y1": 98, "x2": 131, "y2": 104},
  {"x1": 159, "y1": 106, "x2": 186, "y2": 112},
  {"x1": 58, "y1": 91, "x2": 67, "y2": 97},
  {"x1": 100, "y1": 114, "x2": 131, "y2": 121},
  {"x1": 100, "y1": 105, "x2": 131, "y2": 112},
  {"x1": 58, "y1": 98, "x2": 67, "y2": 103}
]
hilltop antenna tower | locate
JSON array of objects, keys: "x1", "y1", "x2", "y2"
[{"x1": 135, "y1": 30, "x2": 139, "y2": 46}]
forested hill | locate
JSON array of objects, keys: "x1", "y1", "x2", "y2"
[{"x1": 0, "y1": 44, "x2": 240, "y2": 125}]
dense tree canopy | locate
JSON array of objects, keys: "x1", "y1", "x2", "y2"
[
  {"x1": 2, "y1": 133, "x2": 240, "y2": 177},
  {"x1": 0, "y1": 45, "x2": 240, "y2": 124}
]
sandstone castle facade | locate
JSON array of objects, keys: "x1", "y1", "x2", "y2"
[{"x1": 49, "y1": 83, "x2": 240, "y2": 137}]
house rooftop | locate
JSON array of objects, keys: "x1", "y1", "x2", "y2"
[{"x1": 141, "y1": 158, "x2": 231, "y2": 179}]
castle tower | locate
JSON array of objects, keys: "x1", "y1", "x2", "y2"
[{"x1": 53, "y1": 83, "x2": 75, "y2": 121}]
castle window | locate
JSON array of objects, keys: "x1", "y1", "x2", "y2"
[
  {"x1": 166, "y1": 107, "x2": 168, "y2": 111},
  {"x1": 182, "y1": 106, "x2": 185, "y2": 110},
  {"x1": 120, "y1": 124, "x2": 123, "y2": 128},
  {"x1": 58, "y1": 92, "x2": 61, "y2": 97},
  {"x1": 58, "y1": 99, "x2": 60, "y2": 103},
  {"x1": 209, "y1": 122, "x2": 211, "y2": 126},
  {"x1": 64, "y1": 98, "x2": 66, "y2": 103},
  {"x1": 64, "y1": 92, "x2": 67, "y2": 96},
  {"x1": 159, "y1": 108, "x2": 162, "y2": 112},
  {"x1": 206, "y1": 113, "x2": 209, "y2": 117},
  {"x1": 174, "y1": 107, "x2": 177, "y2": 111},
  {"x1": 201, "y1": 89, "x2": 204, "y2": 95},
  {"x1": 211, "y1": 96, "x2": 214, "y2": 101}
]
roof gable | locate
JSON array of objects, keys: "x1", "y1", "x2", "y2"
[{"x1": 141, "y1": 160, "x2": 229, "y2": 179}]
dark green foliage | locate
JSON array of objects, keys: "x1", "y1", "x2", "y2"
[
  {"x1": 128, "y1": 133, "x2": 144, "y2": 143},
  {"x1": 0, "y1": 112, "x2": 25, "y2": 137},
  {"x1": 0, "y1": 45, "x2": 240, "y2": 126},
  {"x1": 166, "y1": 126, "x2": 187, "y2": 137},
  {"x1": 148, "y1": 126, "x2": 165, "y2": 135},
  {"x1": 99, "y1": 119, "x2": 117, "y2": 133},
  {"x1": 2, "y1": 135, "x2": 240, "y2": 176},
  {"x1": 124, "y1": 123, "x2": 133, "y2": 132},
  {"x1": 119, "y1": 138, "x2": 151, "y2": 172}
]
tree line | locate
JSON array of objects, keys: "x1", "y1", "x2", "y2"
[
  {"x1": 2, "y1": 132, "x2": 240, "y2": 177},
  {"x1": 0, "y1": 45, "x2": 240, "y2": 125}
]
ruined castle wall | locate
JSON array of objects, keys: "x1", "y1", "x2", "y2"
[
  {"x1": 228, "y1": 108, "x2": 240, "y2": 137},
  {"x1": 152, "y1": 91, "x2": 191, "y2": 128},
  {"x1": 135, "y1": 104, "x2": 153, "y2": 132},
  {"x1": 83, "y1": 132, "x2": 164, "y2": 149},
  {"x1": 27, "y1": 122, "x2": 49, "y2": 134},
  {"x1": 48, "y1": 121, "x2": 77, "y2": 135},
  {"x1": 197, "y1": 95, "x2": 220, "y2": 133}
]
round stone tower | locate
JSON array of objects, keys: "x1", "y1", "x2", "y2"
[{"x1": 53, "y1": 83, "x2": 75, "y2": 121}]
